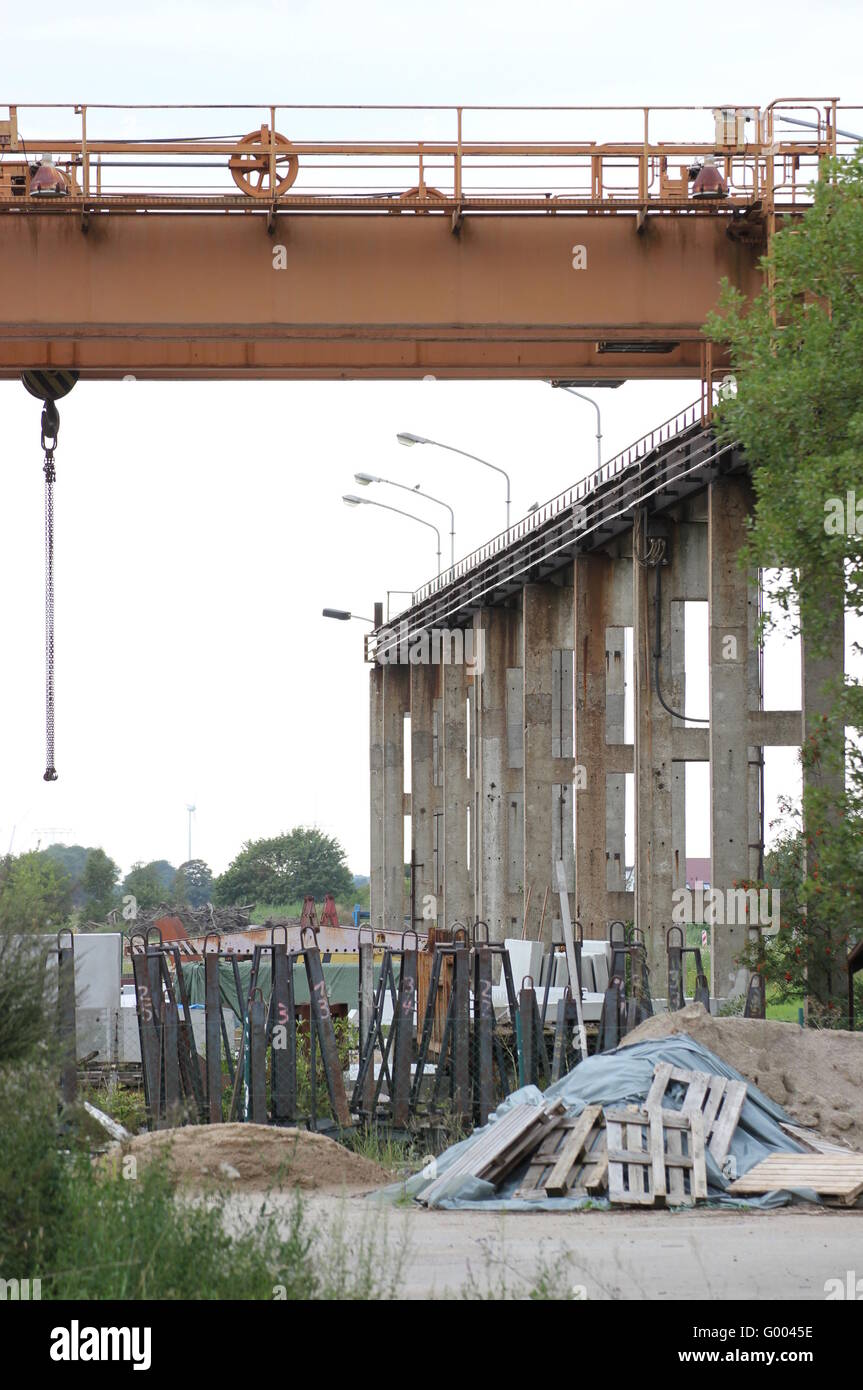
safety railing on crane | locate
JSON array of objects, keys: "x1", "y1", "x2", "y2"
[{"x1": 0, "y1": 100, "x2": 856, "y2": 211}]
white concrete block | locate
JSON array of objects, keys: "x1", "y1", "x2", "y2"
[{"x1": 504, "y1": 938, "x2": 544, "y2": 991}]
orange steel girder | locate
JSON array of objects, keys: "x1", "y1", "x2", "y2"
[{"x1": 0, "y1": 211, "x2": 759, "y2": 380}]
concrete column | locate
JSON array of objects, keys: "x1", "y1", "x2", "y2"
[
  {"x1": 382, "y1": 662, "x2": 410, "y2": 934},
  {"x1": 574, "y1": 551, "x2": 634, "y2": 938},
  {"x1": 633, "y1": 512, "x2": 676, "y2": 984},
  {"x1": 410, "y1": 660, "x2": 441, "y2": 931},
  {"x1": 474, "y1": 606, "x2": 523, "y2": 942},
  {"x1": 801, "y1": 558, "x2": 845, "y2": 1015},
  {"x1": 523, "y1": 577, "x2": 574, "y2": 945},
  {"x1": 369, "y1": 665, "x2": 385, "y2": 934},
  {"x1": 442, "y1": 648, "x2": 474, "y2": 929},
  {"x1": 708, "y1": 475, "x2": 755, "y2": 999}
]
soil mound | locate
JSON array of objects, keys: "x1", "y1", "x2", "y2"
[
  {"x1": 117, "y1": 1123, "x2": 388, "y2": 1194},
  {"x1": 623, "y1": 1004, "x2": 863, "y2": 1151}
]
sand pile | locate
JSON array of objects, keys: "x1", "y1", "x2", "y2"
[
  {"x1": 117, "y1": 1123, "x2": 388, "y2": 1194},
  {"x1": 623, "y1": 1003, "x2": 863, "y2": 1151}
]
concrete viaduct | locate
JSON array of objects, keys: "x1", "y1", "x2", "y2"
[{"x1": 367, "y1": 400, "x2": 843, "y2": 998}]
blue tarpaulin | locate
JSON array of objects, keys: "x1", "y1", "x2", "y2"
[{"x1": 373, "y1": 1033, "x2": 809, "y2": 1211}]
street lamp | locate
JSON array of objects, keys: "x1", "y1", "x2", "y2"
[
  {"x1": 396, "y1": 432, "x2": 512, "y2": 529},
  {"x1": 342, "y1": 494, "x2": 442, "y2": 575},
  {"x1": 322, "y1": 608, "x2": 374, "y2": 623},
  {"x1": 550, "y1": 383, "x2": 603, "y2": 469},
  {"x1": 186, "y1": 804, "x2": 195, "y2": 864},
  {"x1": 354, "y1": 471, "x2": 456, "y2": 567}
]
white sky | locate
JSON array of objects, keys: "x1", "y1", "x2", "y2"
[{"x1": 1, "y1": 1, "x2": 860, "y2": 878}]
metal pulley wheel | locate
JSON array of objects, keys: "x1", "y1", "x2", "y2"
[{"x1": 228, "y1": 126, "x2": 299, "y2": 198}]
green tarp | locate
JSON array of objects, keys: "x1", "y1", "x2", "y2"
[{"x1": 183, "y1": 957, "x2": 398, "y2": 1015}]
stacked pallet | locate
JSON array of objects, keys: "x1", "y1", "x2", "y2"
[
  {"x1": 419, "y1": 1061, "x2": 748, "y2": 1208},
  {"x1": 417, "y1": 1059, "x2": 863, "y2": 1209}
]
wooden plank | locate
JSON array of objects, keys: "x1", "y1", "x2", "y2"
[
  {"x1": 645, "y1": 1060, "x2": 673, "y2": 1112},
  {"x1": 779, "y1": 1122, "x2": 856, "y2": 1156},
  {"x1": 648, "y1": 1106, "x2": 667, "y2": 1200},
  {"x1": 484, "y1": 1104, "x2": 565, "y2": 1184},
  {"x1": 545, "y1": 1106, "x2": 603, "y2": 1196},
  {"x1": 689, "y1": 1112, "x2": 708, "y2": 1200},
  {"x1": 580, "y1": 1135, "x2": 609, "y2": 1194},
  {"x1": 680, "y1": 1072, "x2": 711, "y2": 1126},
  {"x1": 706, "y1": 1080, "x2": 746, "y2": 1165}
]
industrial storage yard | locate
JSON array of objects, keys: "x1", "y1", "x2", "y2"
[{"x1": 1, "y1": 4, "x2": 863, "y2": 1368}]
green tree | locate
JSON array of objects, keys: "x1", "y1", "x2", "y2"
[
  {"x1": 215, "y1": 828, "x2": 353, "y2": 906},
  {"x1": 174, "y1": 859, "x2": 213, "y2": 908},
  {"x1": 706, "y1": 150, "x2": 863, "y2": 1024},
  {"x1": 0, "y1": 851, "x2": 73, "y2": 933},
  {"x1": 80, "y1": 848, "x2": 120, "y2": 922},
  {"x1": 122, "y1": 862, "x2": 171, "y2": 912}
]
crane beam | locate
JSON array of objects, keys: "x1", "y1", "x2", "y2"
[{"x1": 0, "y1": 211, "x2": 759, "y2": 380}]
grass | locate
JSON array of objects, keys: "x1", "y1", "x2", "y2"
[{"x1": 81, "y1": 1079, "x2": 149, "y2": 1134}]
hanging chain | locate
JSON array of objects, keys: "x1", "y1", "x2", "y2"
[{"x1": 41, "y1": 399, "x2": 60, "y2": 782}]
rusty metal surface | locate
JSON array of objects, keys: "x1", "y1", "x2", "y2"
[
  {"x1": 0, "y1": 99, "x2": 853, "y2": 380},
  {"x1": 0, "y1": 211, "x2": 755, "y2": 379}
]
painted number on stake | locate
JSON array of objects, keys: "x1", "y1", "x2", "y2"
[{"x1": 313, "y1": 980, "x2": 330, "y2": 1020}]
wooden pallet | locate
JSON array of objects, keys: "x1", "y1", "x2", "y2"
[
  {"x1": 514, "y1": 1105, "x2": 607, "y2": 1199},
  {"x1": 606, "y1": 1106, "x2": 707, "y2": 1207},
  {"x1": 418, "y1": 1099, "x2": 564, "y2": 1206},
  {"x1": 728, "y1": 1154, "x2": 863, "y2": 1206},
  {"x1": 646, "y1": 1062, "x2": 746, "y2": 1165}
]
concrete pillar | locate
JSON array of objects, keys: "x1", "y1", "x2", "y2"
[
  {"x1": 410, "y1": 660, "x2": 441, "y2": 931},
  {"x1": 474, "y1": 605, "x2": 523, "y2": 942},
  {"x1": 800, "y1": 558, "x2": 845, "y2": 1015},
  {"x1": 574, "y1": 551, "x2": 634, "y2": 938},
  {"x1": 522, "y1": 577, "x2": 574, "y2": 945},
  {"x1": 369, "y1": 665, "x2": 385, "y2": 934},
  {"x1": 382, "y1": 662, "x2": 410, "y2": 934},
  {"x1": 442, "y1": 648, "x2": 474, "y2": 929},
  {"x1": 633, "y1": 512, "x2": 677, "y2": 984},
  {"x1": 708, "y1": 475, "x2": 755, "y2": 998}
]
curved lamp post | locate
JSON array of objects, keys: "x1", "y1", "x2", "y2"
[
  {"x1": 342, "y1": 493, "x2": 442, "y2": 575},
  {"x1": 396, "y1": 432, "x2": 511, "y2": 529},
  {"x1": 354, "y1": 471, "x2": 455, "y2": 567}
]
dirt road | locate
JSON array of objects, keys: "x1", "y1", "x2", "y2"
[{"x1": 226, "y1": 1191, "x2": 863, "y2": 1300}]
